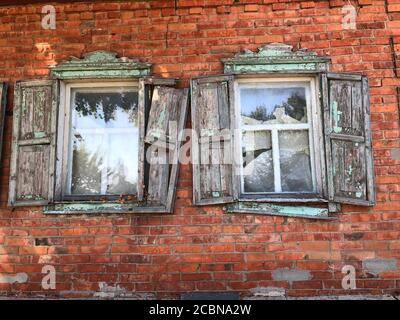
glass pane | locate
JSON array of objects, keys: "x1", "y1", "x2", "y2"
[
  {"x1": 240, "y1": 86, "x2": 307, "y2": 124},
  {"x1": 107, "y1": 133, "x2": 138, "y2": 195},
  {"x1": 69, "y1": 88, "x2": 138, "y2": 196},
  {"x1": 242, "y1": 130, "x2": 274, "y2": 192},
  {"x1": 71, "y1": 134, "x2": 103, "y2": 195},
  {"x1": 279, "y1": 130, "x2": 313, "y2": 192}
]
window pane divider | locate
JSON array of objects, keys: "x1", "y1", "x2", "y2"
[
  {"x1": 271, "y1": 129, "x2": 282, "y2": 193},
  {"x1": 242, "y1": 123, "x2": 310, "y2": 131},
  {"x1": 76, "y1": 128, "x2": 138, "y2": 134}
]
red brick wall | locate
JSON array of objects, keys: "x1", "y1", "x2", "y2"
[{"x1": 0, "y1": 0, "x2": 399, "y2": 299}]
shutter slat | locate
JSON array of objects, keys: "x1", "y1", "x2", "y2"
[
  {"x1": 146, "y1": 86, "x2": 182, "y2": 206},
  {"x1": 137, "y1": 77, "x2": 177, "y2": 202},
  {"x1": 191, "y1": 75, "x2": 236, "y2": 205},
  {"x1": 0, "y1": 82, "x2": 7, "y2": 166},
  {"x1": 9, "y1": 80, "x2": 58, "y2": 206},
  {"x1": 138, "y1": 77, "x2": 187, "y2": 210},
  {"x1": 165, "y1": 88, "x2": 189, "y2": 212},
  {"x1": 322, "y1": 73, "x2": 375, "y2": 206}
]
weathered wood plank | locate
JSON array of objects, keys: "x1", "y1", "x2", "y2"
[
  {"x1": 191, "y1": 75, "x2": 236, "y2": 205},
  {"x1": 140, "y1": 76, "x2": 177, "y2": 87},
  {"x1": 145, "y1": 86, "x2": 176, "y2": 145},
  {"x1": 137, "y1": 78, "x2": 147, "y2": 202},
  {"x1": 44, "y1": 202, "x2": 168, "y2": 214},
  {"x1": 16, "y1": 145, "x2": 50, "y2": 202},
  {"x1": 9, "y1": 80, "x2": 58, "y2": 207},
  {"x1": 363, "y1": 77, "x2": 375, "y2": 206},
  {"x1": 139, "y1": 77, "x2": 183, "y2": 208},
  {"x1": 225, "y1": 202, "x2": 333, "y2": 220},
  {"x1": 146, "y1": 87, "x2": 177, "y2": 206},
  {"x1": 322, "y1": 73, "x2": 375, "y2": 206},
  {"x1": 138, "y1": 77, "x2": 177, "y2": 203},
  {"x1": 165, "y1": 89, "x2": 189, "y2": 213},
  {"x1": 0, "y1": 82, "x2": 7, "y2": 166}
]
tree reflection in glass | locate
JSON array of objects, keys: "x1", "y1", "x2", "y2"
[
  {"x1": 69, "y1": 88, "x2": 139, "y2": 196},
  {"x1": 240, "y1": 83, "x2": 314, "y2": 194}
]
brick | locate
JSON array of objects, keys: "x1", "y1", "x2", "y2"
[
  {"x1": 244, "y1": 4, "x2": 259, "y2": 12},
  {"x1": 0, "y1": 0, "x2": 398, "y2": 300}
]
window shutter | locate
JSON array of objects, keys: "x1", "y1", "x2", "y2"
[
  {"x1": 191, "y1": 75, "x2": 237, "y2": 205},
  {"x1": 0, "y1": 82, "x2": 7, "y2": 164},
  {"x1": 9, "y1": 80, "x2": 59, "y2": 206},
  {"x1": 138, "y1": 77, "x2": 189, "y2": 210},
  {"x1": 321, "y1": 73, "x2": 375, "y2": 206}
]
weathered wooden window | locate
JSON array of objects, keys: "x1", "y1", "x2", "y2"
[
  {"x1": 60, "y1": 83, "x2": 139, "y2": 200},
  {"x1": 8, "y1": 51, "x2": 188, "y2": 214},
  {"x1": 237, "y1": 78, "x2": 324, "y2": 197},
  {"x1": 191, "y1": 44, "x2": 375, "y2": 218}
]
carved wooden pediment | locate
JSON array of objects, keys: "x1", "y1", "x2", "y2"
[
  {"x1": 50, "y1": 51, "x2": 151, "y2": 79},
  {"x1": 223, "y1": 43, "x2": 330, "y2": 74}
]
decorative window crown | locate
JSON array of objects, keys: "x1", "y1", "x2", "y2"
[
  {"x1": 223, "y1": 43, "x2": 330, "y2": 74},
  {"x1": 50, "y1": 51, "x2": 151, "y2": 79}
]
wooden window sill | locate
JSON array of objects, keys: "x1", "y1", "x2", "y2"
[
  {"x1": 224, "y1": 201, "x2": 336, "y2": 220},
  {"x1": 44, "y1": 202, "x2": 169, "y2": 215}
]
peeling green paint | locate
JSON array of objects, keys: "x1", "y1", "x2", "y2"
[
  {"x1": 212, "y1": 191, "x2": 221, "y2": 198},
  {"x1": 347, "y1": 165, "x2": 353, "y2": 180},
  {"x1": 225, "y1": 63, "x2": 318, "y2": 73},
  {"x1": 44, "y1": 202, "x2": 168, "y2": 214},
  {"x1": 355, "y1": 192, "x2": 362, "y2": 198},
  {"x1": 225, "y1": 202, "x2": 331, "y2": 220},
  {"x1": 34, "y1": 132, "x2": 46, "y2": 139},
  {"x1": 157, "y1": 109, "x2": 166, "y2": 126},
  {"x1": 222, "y1": 43, "x2": 330, "y2": 74},
  {"x1": 50, "y1": 50, "x2": 151, "y2": 80},
  {"x1": 18, "y1": 194, "x2": 44, "y2": 201},
  {"x1": 332, "y1": 101, "x2": 342, "y2": 133}
]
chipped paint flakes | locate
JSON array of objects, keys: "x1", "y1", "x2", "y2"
[
  {"x1": 250, "y1": 287, "x2": 286, "y2": 297},
  {"x1": 94, "y1": 282, "x2": 126, "y2": 299}
]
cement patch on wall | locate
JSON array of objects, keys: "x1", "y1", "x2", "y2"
[
  {"x1": 362, "y1": 258, "x2": 398, "y2": 276},
  {"x1": 0, "y1": 273, "x2": 28, "y2": 284},
  {"x1": 250, "y1": 287, "x2": 286, "y2": 297},
  {"x1": 390, "y1": 148, "x2": 400, "y2": 160},
  {"x1": 93, "y1": 282, "x2": 155, "y2": 299},
  {"x1": 271, "y1": 268, "x2": 311, "y2": 282}
]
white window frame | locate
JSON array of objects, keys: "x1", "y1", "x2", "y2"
[
  {"x1": 233, "y1": 76, "x2": 326, "y2": 202},
  {"x1": 55, "y1": 80, "x2": 140, "y2": 201}
]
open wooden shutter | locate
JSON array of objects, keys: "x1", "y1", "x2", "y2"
[
  {"x1": 0, "y1": 82, "x2": 7, "y2": 164},
  {"x1": 321, "y1": 73, "x2": 375, "y2": 206},
  {"x1": 138, "y1": 77, "x2": 188, "y2": 210},
  {"x1": 191, "y1": 75, "x2": 237, "y2": 205},
  {"x1": 9, "y1": 80, "x2": 59, "y2": 206}
]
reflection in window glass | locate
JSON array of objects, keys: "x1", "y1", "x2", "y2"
[
  {"x1": 239, "y1": 82, "x2": 315, "y2": 194},
  {"x1": 242, "y1": 130, "x2": 274, "y2": 193},
  {"x1": 279, "y1": 130, "x2": 313, "y2": 192},
  {"x1": 69, "y1": 88, "x2": 139, "y2": 196},
  {"x1": 240, "y1": 87, "x2": 307, "y2": 124}
]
